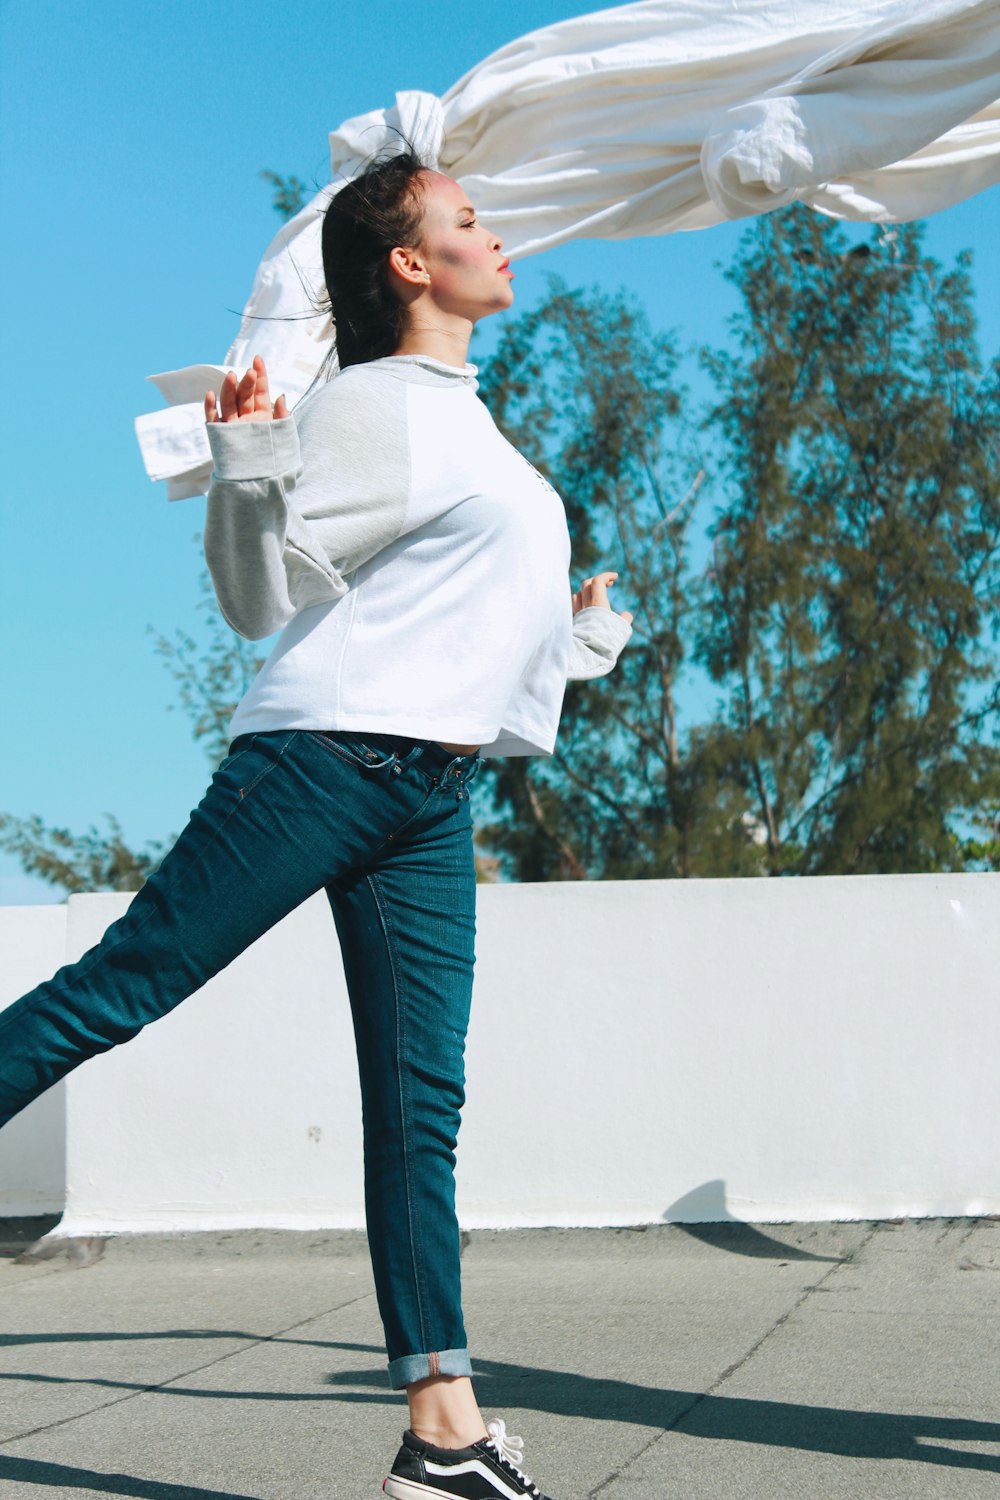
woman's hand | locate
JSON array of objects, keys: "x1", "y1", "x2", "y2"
[
  {"x1": 204, "y1": 354, "x2": 289, "y2": 424},
  {"x1": 572, "y1": 571, "x2": 634, "y2": 626}
]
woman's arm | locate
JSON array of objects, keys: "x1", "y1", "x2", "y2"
[
  {"x1": 203, "y1": 358, "x2": 345, "y2": 639},
  {"x1": 202, "y1": 356, "x2": 410, "y2": 640},
  {"x1": 568, "y1": 571, "x2": 634, "y2": 681}
]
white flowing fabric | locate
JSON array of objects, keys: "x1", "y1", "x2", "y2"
[{"x1": 137, "y1": 0, "x2": 1000, "y2": 499}]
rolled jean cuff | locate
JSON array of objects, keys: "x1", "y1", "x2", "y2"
[{"x1": 388, "y1": 1347, "x2": 473, "y2": 1390}]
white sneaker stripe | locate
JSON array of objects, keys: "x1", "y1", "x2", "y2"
[{"x1": 424, "y1": 1456, "x2": 526, "y2": 1500}]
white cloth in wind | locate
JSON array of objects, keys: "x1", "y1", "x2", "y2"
[{"x1": 137, "y1": 0, "x2": 1000, "y2": 500}]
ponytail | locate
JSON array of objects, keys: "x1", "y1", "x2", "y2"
[{"x1": 321, "y1": 150, "x2": 427, "y2": 369}]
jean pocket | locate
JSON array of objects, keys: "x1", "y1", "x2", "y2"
[{"x1": 308, "y1": 730, "x2": 401, "y2": 771}]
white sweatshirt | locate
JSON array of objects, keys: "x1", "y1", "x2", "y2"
[{"x1": 204, "y1": 354, "x2": 631, "y2": 757}]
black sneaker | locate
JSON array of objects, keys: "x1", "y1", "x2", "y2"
[{"x1": 383, "y1": 1417, "x2": 556, "y2": 1499}]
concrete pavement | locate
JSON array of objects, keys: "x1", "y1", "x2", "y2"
[{"x1": 1, "y1": 1217, "x2": 998, "y2": 1499}]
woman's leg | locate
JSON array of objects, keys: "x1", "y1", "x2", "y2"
[
  {"x1": 0, "y1": 731, "x2": 436, "y2": 1126},
  {"x1": 325, "y1": 743, "x2": 488, "y2": 1443},
  {"x1": 404, "y1": 1373, "x2": 488, "y2": 1450}
]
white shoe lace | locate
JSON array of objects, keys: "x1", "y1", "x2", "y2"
[{"x1": 485, "y1": 1418, "x2": 542, "y2": 1496}]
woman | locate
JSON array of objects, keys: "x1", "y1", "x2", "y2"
[{"x1": 0, "y1": 151, "x2": 632, "y2": 1499}]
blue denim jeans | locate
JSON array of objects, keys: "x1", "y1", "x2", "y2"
[{"x1": 0, "y1": 729, "x2": 482, "y2": 1390}]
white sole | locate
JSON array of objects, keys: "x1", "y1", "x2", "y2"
[{"x1": 383, "y1": 1478, "x2": 464, "y2": 1500}]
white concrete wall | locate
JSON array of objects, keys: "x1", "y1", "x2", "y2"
[
  {"x1": 0, "y1": 904, "x2": 68, "y2": 1214},
  {"x1": 1, "y1": 875, "x2": 997, "y2": 1231}
]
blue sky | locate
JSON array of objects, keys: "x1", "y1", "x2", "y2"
[{"x1": 1, "y1": 0, "x2": 998, "y2": 903}]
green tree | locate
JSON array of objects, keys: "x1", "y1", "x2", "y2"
[
  {"x1": 259, "y1": 170, "x2": 308, "y2": 221},
  {"x1": 0, "y1": 814, "x2": 166, "y2": 895},
  {"x1": 698, "y1": 209, "x2": 1000, "y2": 874},
  {"x1": 471, "y1": 213, "x2": 999, "y2": 880}
]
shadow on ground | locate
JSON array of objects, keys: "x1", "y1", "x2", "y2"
[
  {"x1": 327, "y1": 1345, "x2": 1000, "y2": 1476},
  {"x1": 2, "y1": 1332, "x2": 997, "y2": 1479},
  {"x1": 664, "y1": 1182, "x2": 847, "y2": 1262},
  {"x1": 0, "y1": 1455, "x2": 258, "y2": 1499}
]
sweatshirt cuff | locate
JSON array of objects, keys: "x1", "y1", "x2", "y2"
[
  {"x1": 572, "y1": 605, "x2": 633, "y2": 654},
  {"x1": 206, "y1": 416, "x2": 300, "y2": 481}
]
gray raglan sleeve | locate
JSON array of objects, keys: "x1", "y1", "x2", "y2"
[
  {"x1": 203, "y1": 372, "x2": 409, "y2": 640},
  {"x1": 567, "y1": 605, "x2": 633, "y2": 681}
]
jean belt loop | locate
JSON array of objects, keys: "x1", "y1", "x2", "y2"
[
  {"x1": 465, "y1": 756, "x2": 482, "y2": 789},
  {"x1": 395, "y1": 739, "x2": 425, "y2": 773}
]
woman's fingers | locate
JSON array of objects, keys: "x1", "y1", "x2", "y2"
[
  {"x1": 574, "y1": 571, "x2": 631, "y2": 620},
  {"x1": 236, "y1": 366, "x2": 258, "y2": 419},
  {"x1": 252, "y1": 354, "x2": 272, "y2": 414},
  {"x1": 205, "y1": 358, "x2": 287, "y2": 424},
  {"x1": 252, "y1": 357, "x2": 290, "y2": 418},
  {"x1": 219, "y1": 370, "x2": 239, "y2": 422},
  {"x1": 588, "y1": 571, "x2": 617, "y2": 608}
]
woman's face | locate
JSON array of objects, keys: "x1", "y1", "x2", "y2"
[{"x1": 408, "y1": 171, "x2": 514, "y2": 322}]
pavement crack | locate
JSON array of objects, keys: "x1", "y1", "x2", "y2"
[
  {"x1": 586, "y1": 1423, "x2": 669, "y2": 1498},
  {"x1": 587, "y1": 1222, "x2": 880, "y2": 1498},
  {"x1": 0, "y1": 1289, "x2": 376, "y2": 1449}
]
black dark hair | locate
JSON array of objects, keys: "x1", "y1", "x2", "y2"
[{"x1": 320, "y1": 149, "x2": 428, "y2": 369}]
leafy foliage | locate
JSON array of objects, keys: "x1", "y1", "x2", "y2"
[
  {"x1": 473, "y1": 211, "x2": 999, "y2": 879},
  {"x1": 259, "y1": 169, "x2": 308, "y2": 221},
  {"x1": 697, "y1": 213, "x2": 1000, "y2": 874},
  {"x1": 0, "y1": 813, "x2": 166, "y2": 894}
]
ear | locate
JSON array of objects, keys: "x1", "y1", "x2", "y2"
[{"x1": 388, "y1": 245, "x2": 429, "y2": 288}]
